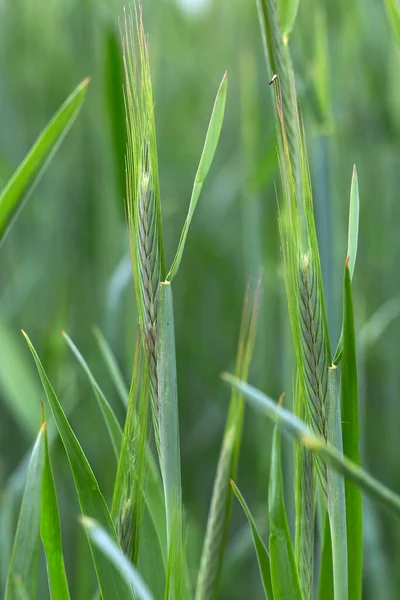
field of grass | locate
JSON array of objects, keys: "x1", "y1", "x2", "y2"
[{"x1": 1, "y1": 0, "x2": 400, "y2": 598}]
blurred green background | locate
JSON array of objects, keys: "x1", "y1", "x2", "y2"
[{"x1": 1, "y1": 0, "x2": 400, "y2": 597}]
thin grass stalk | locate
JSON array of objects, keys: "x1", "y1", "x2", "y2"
[
  {"x1": 256, "y1": 0, "x2": 301, "y2": 199},
  {"x1": 195, "y1": 281, "x2": 262, "y2": 600},
  {"x1": 275, "y1": 79, "x2": 330, "y2": 504},
  {"x1": 122, "y1": 5, "x2": 165, "y2": 452}
]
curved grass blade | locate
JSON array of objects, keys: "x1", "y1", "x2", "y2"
[
  {"x1": 222, "y1": 374, "x2": 400, "y2": 519},
  {"x1": 326, "y1": 367, "x2": 348, "y2": 600},
  {"x1": 22, "y1": 331, "x2": 134, "y2": 599},
  {"x1": 269, "y1": 425, "x2": 302, "y2": 600},
  {"x1": 195, "y1": 281, "x2": 261, "y2": 600},
  {"x1": 0, "y1": 78, "x2": 90, "y2": 244},
  {"x1": 156, "y1": 282, "x2": 183, "y2": 597},
  {"x1": 166, "y1": 72, "x2": 228, "y2": 282},
  {"x1": 385, "y1": 0, "x2": 400, "y2": 47},
  {"x1": 41, "y1": 411, "x2": 70, "y2": 600},
  {"x1": 93, "y1": 326, "x2": 129, "y2": 407},
  {"x1": 5, "y1": 423, "x2": 45, "y2": 600},
  {"x1": 341, "y1": 261, "x2": 362, "y2": 600},
  {"x1": 359, "y1": 296, "x2": 400, "y2": 350},
  {"x1": 333, "y1": 166, "x2": 359, "y2": 365},
  {"x1": 62, "y1": 330, "x2": 122, "y2": 461},
  {"x1": 81, "y1": 516, "x2": 154, "y2": 600},
  {"x1": 230, "y1": 480, "x2": 273, "y2": 599}
]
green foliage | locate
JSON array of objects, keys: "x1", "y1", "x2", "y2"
[{"x1": 0, "y1": 78, "x2": 89, "y2": 244}]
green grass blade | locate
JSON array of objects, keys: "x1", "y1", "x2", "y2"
[
  {"x1": 81, "y1": 516, "x2": 154, "y2": 600},
  {"x1": 93, "y1": 326, "x2": 129, "y2": 407},
  {"x1": 269, "y1": 425, "x2": 303, "y2": 600},
  {"x1": 156, "y1": 282, "x2": 183, "y2": 597},
  {"x1": 5, "y1": 423, "x2": 46, "y2": 600},
  {"x1": 277, "y1": 0, "x2": 300, "y2": 36},
  {"x1": 359, "y1": 296, "x2": 400, "y2": 349},
  {"x1": 22, "y1": 331, "x2": 134, "y2": 600},
  {"x1": 0, "y1": 78, "x2": 90, "y2": 243},
  {"x1": 318, "y1": 513, "x2": 334, "y2": 600},
  {"x1": 230, "y1": 480, "x2": 273, "y2": 599},
  {"x1": 341, "y1": 261, "x2": 362, "y2": 600},
  {"x1": 195, "y1": 281, "x2": 261, "y2": 600},
  {"x1": 41, "y1": 411, "x2": 70, "y2": 600},
  {"x1": 326, "y1": 367, "x2": 348, "y2": 600},
  {"x1": 333, "y1": 166, "x2": 359, "y2": 365},
  {"x1": 222, "y1": 374, "x2": 400, "y2": 519},
  {"x1": 166, "y1": 72, "x2": 228, "y2": 282},
  {"x1": 385, "y1": 0, "x2": 400, "y2": 47},
  {"x1": 62, "y1": 330, "x2": 122, "y2": 461}
]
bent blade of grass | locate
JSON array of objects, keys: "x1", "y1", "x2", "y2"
[
  {"x1": 341, "y1": 262, "x2": 362, "y2": 600},
  {"x1": 93, "y1": 326, "x2": 129, "y2": 407},
  {"x1": 62, "y1": 330, "x2": 122, "y2": 461},
  {"x1": 222, "y1": 374, "x2": 400, "y2": 519},
  {"x1": 41, "y1": 410, "x2": 70, "y2": 600},
  {"x1": 22, "y1": 331, "x2": 134, "y2": 599},
  {"x1": 195, "y1": 281, "x2": 261, "y2": 600},
  {"x1": 359, "y1": 296, "x2": 400, "y2": 350},
  {"x1": 269, "y1": 425, "x2": 303, "y2": 600},
  {"x1": 0, "y1": 77, "x2": 90, "y2": 244},
  {"x1": 333, "y1": 166, "x2": 359, "y2": 365},
  {"x1": 5, "y1": 422, "x2": 46, "y2": 600},
  {"x1": 166, "y1": 72, "x2": 228, "y2": 282},
  {"x1": 81, "y1": 516, "x2": 154, "y2": 600},
  {"x1": 156, "y1": 282, "x2": 183, "y2": 597},
  {"x1": 385, "y1": 0, "x2": 400, "y2": 47},
  {"x1": 326, "y1": 367, "x2": 348, "y2": 600},
  {"x1": 230, "y1": 480, "x2": 273, "y2": 599}
]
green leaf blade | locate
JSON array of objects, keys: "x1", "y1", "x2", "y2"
[
  {"x1": 167, "y1": 72, "x2": 228, "y2": 282},
  {"x1": 385, "y1": 0, "x2": 400, "y2": 47},
  {"x1": 22, "y1": 331, "x2": 134, "y2": 600},
  {"x1": 81, "y1": 517, "x2": 154, "y2": 600},
  {"x1": 230, "y1": 480, "x2": 273, "y2": 599},
  {"x1": 0, "y1": 78, "x2": 90, "y2": 243},
  {"x1": 269, "y1": 426, "x2": 303, "y2": 600},
  {"x1": 326, "y1": 367, "x2": 348, "y2": 600},
  {"x1": 5, "y1": 423, "x2": 46, "y2": 600},
  {"x1": 341, "y1": 262, "x2": 362, "y2": 600},
  {"x1": 41, "y1": 414, "x2": 71, "y2": 600},
  {"x1": 62, "y1": 330, "x2": 122, "y2": 462}
]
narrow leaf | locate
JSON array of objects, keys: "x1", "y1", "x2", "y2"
[
  {"x1": 222, "y1": 374, "x2": 400, "y2": 519},
  {"x1": 156, "y1": 282, "x2": 183, "y2": 598},
  {"x1": 81, "y1": 516, "x2": 154, "y2": 600},
  {"x1": 333, "y1": 165, "x2": 359, "y2": 364},
  {"x1": 269, "y1": 426, "x2": 302, "y2": 600},
  {"x1": 326, "y1": 367, "x2": 348, "y2": 600},
  {"x1": 41, "y1": 412, "x2": 70, "y2": 600},
  {"x1": 22, "y1": 331, "x2": 134, "y2": 599},
  {"x1": 318, "y1": 514, "x2": 334, "y2": 600},
  {"x1": 93, "y1": 326, "x2": 129, "y2": 407},
  {"x1": 0, "y1": 78, "x2": 90, "y2": 243},
  {"x1": 341, "y1": 261, "x2": 362, "y2": 600},
  {"x1": 230, "y1": 480, "x2": 273, "y2": 599},
  {"x1": 62, "y1": 330, "x2": 122, "y2": 461},
  {"x1": 5, "y1": 423, "x2": 46, "y2": 600},
  {"x1": 167, "y1": 72, "x2": 228, "y2": 282}
]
